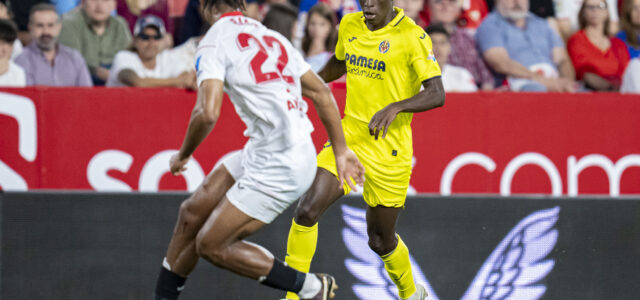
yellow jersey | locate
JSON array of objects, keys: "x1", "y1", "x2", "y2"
[{"x1": 335, "y1": 8, "x2": 441, "y2": 167}]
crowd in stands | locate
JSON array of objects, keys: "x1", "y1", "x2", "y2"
[{"x1": 0, "y1": 0, "x2": 637, "y2": 92}]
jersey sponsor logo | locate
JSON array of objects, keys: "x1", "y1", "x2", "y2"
[
  {"x1": 344, "y1": 53, "x2": 386, "y2": 72},
  {"x1": 378, "y1": 40, "x2": 390, "y2": 54},
  {"x1": 427, "y1": 49, "x2": 437, "y2": 62}
]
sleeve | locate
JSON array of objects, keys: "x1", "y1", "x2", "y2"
[
  {"x1": 566, "y1": 34, "x2": 588, "y2": 80},
  {"x1": 475, "y1": 16, "x2": 505, "y2": 53},
  {"x1": 195, "y1": 37, "x2": 226, "y2": 86},
  {"x1": 548, "y1": 22, "x2": 565, "y2": 48},
  {"x1": 621, "y1": 60, "x2": 640, "y2": 93},
  {"x1": 409, "y1": 29, "x2": 442, "y2": 82},
  {"x1": 13, "y1": 54, "x2": 34, "y2": 86},
  {"x1": 107, "y1": 51, "x2": 139, "y2": 86},
  {"x1": 288, "y1": 46, "x2": 311, "y2": 78},
  {"x1": 334, "y1": 17, "x2": 347, "y2": 61}
]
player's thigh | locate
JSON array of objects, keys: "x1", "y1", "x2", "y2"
[
  {"x1": 294, "y1": 167, "x2": 345, "y2": 225},
  {"x1": 196, "y1": 196, "x2": 266, "y2": 251},
  {"x1": 180, "y1": 157, "x2": 237, "y2": 223}
]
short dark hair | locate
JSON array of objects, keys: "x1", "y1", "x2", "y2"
[
  {"x1": 201, "y1": 0, "x2": 245, "y2": 12},
  {"x1": 0, "y1": 19, "x2": 16, "y2": 43},
  {"x1": 425, "y1": 24, "x2": 450, "y2": 39},
  {"x1": 29, "y1": 3, "x2": 60, "y2": 24}
]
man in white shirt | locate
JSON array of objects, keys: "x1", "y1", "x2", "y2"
[
  {"x1": 621, "y1": 58, "x2": 640, "y2": 93},
  {"x1": 106, "y1": 15, "x2": 195, "y2": 88},
  {"x1": 152, "y1": 0, "x2": 365, "y2": 299},
  {"x1": 0, "y1": 19, "x2": 25, "y2": 86},
  {"x1": 427, "y1": 24, "x2": 477, "y2": 92}
]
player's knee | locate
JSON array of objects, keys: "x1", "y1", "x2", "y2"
[
  {"x1": 368, "y1": 234, "x2": 397, "y2": 256},
  {"x1": 195, "y1": 233, "x2": 225, "y2": 265},
  {"x1": 294, "y1": 203, "x2": 320, "y2": 226},
  {"x1": 177, "y1": 201, "x2": 201, "y2": 232}
]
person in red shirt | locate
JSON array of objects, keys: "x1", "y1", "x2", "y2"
[{"x1": 568, "y1": 0, "x2": 630, "y2": 91}]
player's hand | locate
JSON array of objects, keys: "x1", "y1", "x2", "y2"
[
  {"x1": 170, "y1": 153, "x2": 190, "y2": 176},
  {"x1": 369, "y1": 104, "x2": 400, "y2": 140},
  {"x1": 335, "y1": 148, "x2": 365, "y2": 192}
]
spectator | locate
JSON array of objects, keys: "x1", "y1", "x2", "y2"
[
  {"x1": 458, "y1": 0, "x2": 490, "y2": 30},
  {"x1": 427, "y1": 24, "x2": 477, "y2": 91},
  {"x1": 175, "y1": 0, "x2": 204, "y2": 45},
  {"x1": 116, "y1": 0, "x2": 173, "y2": 47},
  {"x1": 486, "y1": 0, "x2": 555, "y2": 19},
  {"x1": 106, "y1": 15, "x2": 194, "y2": 88},
  {"x1": 616, "y1": 0, "x2": 640, "y2": 58},
  {"x1": 568, "y1": 0, "x2": 629, "y2": 91},
  {"x1": 301, "y1": 3, "x2": 337, "y2": 72},
  {"x1": 621, "y1": 57, "x2": 640, "y2": 92},
  {"x1": 59, "y1": 0, "x2": 131, "y2": 86},
  {"x1": 0, "y1": 0, "x2": 23, "y2": 60},
  {"x1": 429, "y1": 0, "x2": 495, "y2": 90},
  {"x1": 476, "y1": 0, "x2": 577, "y2": 92},
  {"x1": 8, "y1": 0, "x2": 48, "y2": 46},
  {"x1": 396, "y1": 0, "x2": 428, "y2": 27},
  {"x1": 0, "y1": 19, "x2": 25, "y2": 86},
  {"x1": 15, "y1": 4, "x2": 92, "y2": 86},
  {"x1": 555, "y1": 0, "x2": 619, "y2": 40},
  {"x1": 262, "y1": 3, "x2": 298, "y2": 41}
]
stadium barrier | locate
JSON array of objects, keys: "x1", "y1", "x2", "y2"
[
  {"x1": 1, "y1": 88, "x2": 640, "y2": 195},
  {"x1": 1, "y1": 192, "x2": 639, "y2": 299}
]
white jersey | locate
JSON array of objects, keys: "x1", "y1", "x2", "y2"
[{"x1": 196, "y1": 12, "x2": 314, "y2": 151}]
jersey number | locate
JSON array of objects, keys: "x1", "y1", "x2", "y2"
[{"x1": 237, "y1": 33, "x2": 295, "y2": 84}]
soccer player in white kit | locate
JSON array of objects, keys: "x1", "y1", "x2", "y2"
[{"x1": 151, "y1": 0, "x2": 365, "y2": 299}]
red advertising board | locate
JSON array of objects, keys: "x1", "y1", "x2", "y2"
[{"x1": 1, "y1": 87, "x2": 639, "y2": 195}]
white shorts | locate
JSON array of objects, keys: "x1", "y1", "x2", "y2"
[{"x1": 219, "y1": 139, "x2": 317, "y2": 224}]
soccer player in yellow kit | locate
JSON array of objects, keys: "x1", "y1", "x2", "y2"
[{"x1": 283, "y1": 0, "x2": 445, "y2": 299}]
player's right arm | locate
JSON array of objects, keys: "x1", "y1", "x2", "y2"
[
  {"x1": 300, "y1": 70, "x2": 364, "y2": 189},
  {"x1": 317, "y1": 56, "x2": 347, "y2": 83},
  {"x1": 170, "y1": 79, "x2": 224, "y2": 175}
]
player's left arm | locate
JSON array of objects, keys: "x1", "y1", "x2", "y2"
[
  {"x1": 170, "y1": 79, "x2": 224, "y2": 175},
  {"x1": 368, "y1": 29, "x2": 445, "y2": 139},
  {"x1": 368, "y1": 77, "x2": 445, "y2": 139}
]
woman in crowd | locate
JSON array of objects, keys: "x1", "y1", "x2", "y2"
[
  {"x1": 616, "y1": 0, "x2": 640, "y2": 58},
  {"x1": 568, "y1": 0, "x2": 630, "y2": 91},
  {"x1": 301, "y1": 3, "x2": 337, "y2": 72}
]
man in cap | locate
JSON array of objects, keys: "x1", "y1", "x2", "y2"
[{"x1": 106, "y1": 15, "x2": 195, "y2": 89}]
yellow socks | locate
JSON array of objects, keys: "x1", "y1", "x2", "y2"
[
  {"x1": 284, "y1": 219, "x2": 318, "y2": 300},
  {"x1": 381, "y1": 235, "x2": 416, "y2": 299}
]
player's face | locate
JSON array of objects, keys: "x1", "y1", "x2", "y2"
[
  {"x1": 135, "y1": 27, "x2": 162, "y2": 60},
  {"x1": 428, "y1": 0, "x2": 460, "y2": 24},
  {"x1": 307, "y1": 12, "x2": 332, "y2": 40},
  {"x1": 359, "y1": 0, "x2": 395, "y2": 29},
  {"x1": 29, "y1": 10, "x2": 61, "y2": 51},
  {"x1": 395, "y1": 0, "x2": 424, "y2": 21},
  {"x1": 0, "y1": 40, "x2": 13, "y2": 62},
  {"x1": 497, "y1": 0, "x2": 529, "y2": 20},
  {"x1": 583, "y1": 0, "x2": 609, "y2": 27},
  {"x1": 430, "y1": 32, "x2": 450, "y2": 67},
  {"x1": 82, "y1": 0, "x2": 116, "y2": 23}
]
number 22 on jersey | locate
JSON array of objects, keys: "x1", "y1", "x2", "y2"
[{"x1": 237, "y1": 33, "x2": 294, "y2": 85}]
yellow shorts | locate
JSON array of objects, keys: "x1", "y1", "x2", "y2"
[{"x1": 316, "y1": 117, "x2": 412, "y2": 208}]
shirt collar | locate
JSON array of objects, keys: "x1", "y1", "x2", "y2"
[{"x1": 220, "y1": 11, "x2": 244, "y2": 19}]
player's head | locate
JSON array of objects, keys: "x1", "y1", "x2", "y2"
[
  {"x1": 132, "y1": 15, "x2": 165, "y2": 61},
  {"x1": 359, "y1": 0, "x2": 395, "y2": 28},
  {"x1": 200, "y1": 0, "x2": 246, "y2": 24}
]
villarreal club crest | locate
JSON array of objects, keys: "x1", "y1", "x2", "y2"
[{"x1": 378, "y1": 40, "x2": 390, "y2": 54}]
